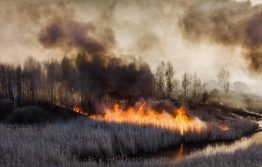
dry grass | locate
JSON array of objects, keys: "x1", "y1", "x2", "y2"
[
  {"x1": 0, "y1": 119, "x2": 180, "y2": 167},
  {"x1": 81, "y1": 132, "x2": 262, "y2": 167},
  {"x1": 175, "y1": 131, "x2": 262, "y2": 167},
  {"x1": 0, "y1": 119, "x2": 258, "y2": 167}
]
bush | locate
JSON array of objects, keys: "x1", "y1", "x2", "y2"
[
  {"x1": 6, "y1": 106, "x2": 54, "y2": 125},
  {"x1": 0, "y1": 99, "x2": 14, "y2": 120}
]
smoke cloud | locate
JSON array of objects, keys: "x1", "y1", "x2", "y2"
[
  {"x1": 1, "y1": 0, "x2": 262, "y2": 94},
  {"x1": 38, "y1": 17, "x2": 154, "y2": 101},
  {"x1": 39, "y1": 20, "x2": 108, "y2": 58},
  {"x1": 179, "y1": 0, "x2": 262, "y2": 73}
]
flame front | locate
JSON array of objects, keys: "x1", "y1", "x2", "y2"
[
  {"x1": 72, "y1": 106, "x2": 89, "y2": 116},
  {"x1": 90, "y1": 103, "x2": 206, "y2": 135}
]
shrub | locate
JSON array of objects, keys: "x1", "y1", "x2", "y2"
[{"x1": 6, "y1": 106, "x2": 54, "y2": 125}]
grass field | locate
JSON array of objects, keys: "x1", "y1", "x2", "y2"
[{"x1": 0, "y1": 118, "x2": 258, "y2": 167}]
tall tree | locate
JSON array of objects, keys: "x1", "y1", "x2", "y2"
[
  {"x1": 15, "y1": 66, "x2": 22, "y2": 105},
  {"x1": 217, "y1": 68, "x2": 230, "y2": 93},
  {"x1": 182, "y1": 72, "x2": 189, "y2": 98},
  {"x1": 155, "y1": 61, "x2": 165, "y2": 99},
  {"x1": 192, "y1": 72, "x2": 202, "y2": 98},
  {"x1": 24, "y1": 57, "x2": 42, "y2": 102},
  {"x1": 46, "y1": 61, "x2": 62, "y2": 104},
  {"x1": 165, "y1": 62, "x2": 175, "y2": 99}
]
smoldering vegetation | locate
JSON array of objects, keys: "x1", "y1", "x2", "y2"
[
  {"x1": 0, "y1": 117, "x2": 258, "y2": 167},
  {"x1": 207, "y1": 90, "x2": 262, "y2": 115}
]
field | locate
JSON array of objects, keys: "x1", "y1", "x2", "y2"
[
  {"x1": 88, "y1": 130, "x2": 262, "y2": 167},
  {"x1": 0, "y1": 96, "x2": 261, "y2": 167},
  {"x1": 0, "y1": 115, "x2": 259, "y2": 167}
]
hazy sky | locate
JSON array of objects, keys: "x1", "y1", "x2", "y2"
[{"x1": 0, "y1": 0, "x2": 262, "y2": 94}]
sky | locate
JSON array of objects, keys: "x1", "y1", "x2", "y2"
[{"x1": 0, "y1": 0, "x2": 262, "y2": 94}]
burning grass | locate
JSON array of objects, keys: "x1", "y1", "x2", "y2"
[
  {"x1": 0, "y1": 101, "x2": 259, "y2": 166},
  {"x1": 90, "y1": 103, "x2": 207, "y2": 135}
]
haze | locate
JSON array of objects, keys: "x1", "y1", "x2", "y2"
[{"x1": 0, "y1": 0, "x2": 262, "y2": 94}]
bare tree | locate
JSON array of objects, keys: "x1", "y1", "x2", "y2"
[
  {"x1": 192, "y1": 72, "x2": 202, "y2": 98},
  {"x1": 182, "y1": 72, "x2": 189, "y2": 98},
  {"x1": 24, "y1": 58, "x2": 42, "y2": 103},
  {"x1": 46, "y1": 61, "x2": 62, "y2": 104},
  {"x1": 15, "y1": 66, "x2": 22, "y2": 104},
  {"x1": 61, "y1": 57, "x2": 75, "y2": 105},
  {"x1": 10, "y1": 75, "x2": 17, "y2": 108},
  {"x1": 0, "y1": 66, "x2": 10, "y2": 98},
  {"x1": 165, "y1": 62, "x2": 175, "y2": 99},
  {"x1": 188, "y1": 73, "x2": 193, "y2": 97},
  {"x1": 173, "y1": 79, "x2": 179, "y2": 99},
  {"x1": 155, "y1": 61, "x2": 165, "y2": 99},
  {"x1": 217, "y1": 68, "x2": 230, "y2": 93}
]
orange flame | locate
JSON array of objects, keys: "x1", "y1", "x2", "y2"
[
  {"x1": 56, "y1": 103, "x2": 89, "y2": 116},
  {"x1": 90, "y1": 103, "x2": 206, "y2": 135},
  {"x1": 219, "y1": 124, "x2": 229, "y2": 131},
  {"x1": 176, "y1": 143, "x2": 185, "y2": 160},
  {"x1": 72, "y1": 106, "x2": 89, "y2": 116}
]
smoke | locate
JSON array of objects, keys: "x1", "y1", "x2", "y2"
[
  {"x1": 136, "y1": 32, "x2": 160, "y2": 53},
  {"x1": 106, "y1": 59, "x2": 154, "y2": 98},
  {"x1": 179, "y1": 0, "x2": 262, "y2": 73},
  {"x1": 38, "y1": 17, "x2": 154, "y2": 101},
  {"x1": 39, "y1": 19, "x2": 108, "y2": 58},
  {"x1": 1, "y1": 0, "x2": 262, "y2": 94}
]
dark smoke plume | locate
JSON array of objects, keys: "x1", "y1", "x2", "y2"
[
  {"x1": 39, "y1": 19, "x2": 109, "y2": 58},
  {"x1": 38, "y1": 19, "x2": 155, "y2": 102},
  {"x1": 179, "y1": 0, "x2": 262, "y2": 73}
]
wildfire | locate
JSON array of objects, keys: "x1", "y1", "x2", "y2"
[
  {"x1": 72, "y1": 106, "x2": 89, "y2": 116},
  {"x1": 90, "y1": 103, "x2": 206, "y2": 135},
  {"x1": 219, "y1": 124, "x2": 230, "y2": 131},
  {"x1": 56, "y1": 103, "x2": 89, "y2": 116}
]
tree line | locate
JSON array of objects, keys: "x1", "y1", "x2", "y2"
[
  {"x1": 0, "y1": 55, "x2": 231, "y2": 111},
  {"x1": 154, "y1": 61, "x2": 231, "y2": 101}
]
